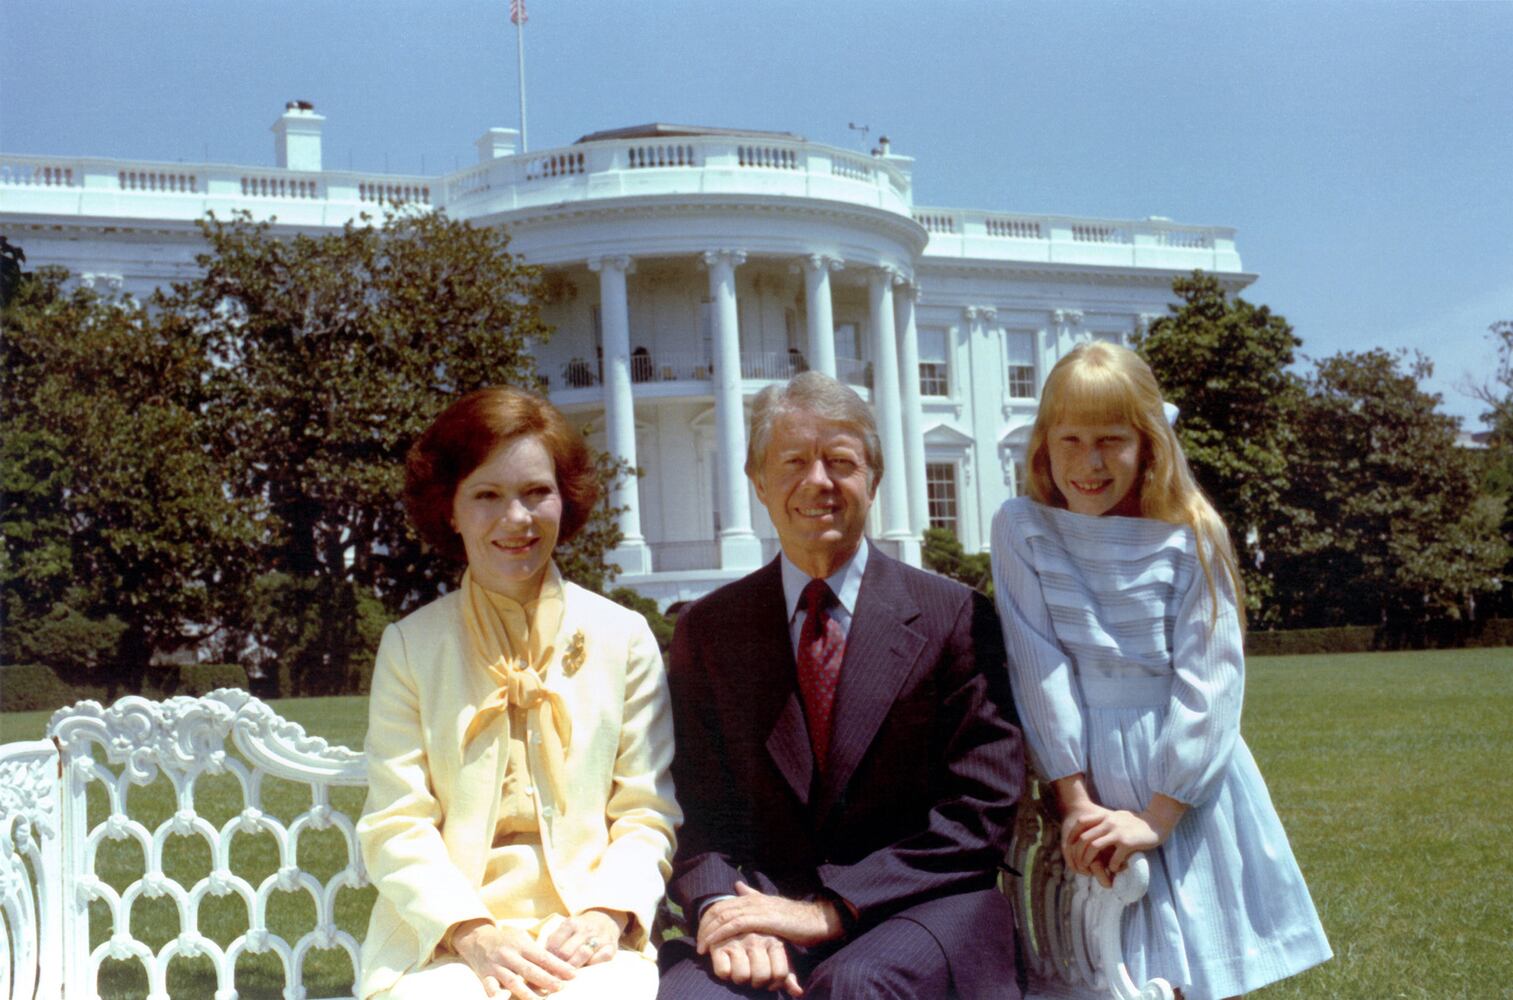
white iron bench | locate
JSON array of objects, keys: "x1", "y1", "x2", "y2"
[{"x1": 0, "y1": 690, "x2": 1171, "y2": 1000}]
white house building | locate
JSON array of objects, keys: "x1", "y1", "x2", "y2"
[{"x1": 0, "y1": 103, "x2": 1255, "y2": 608}]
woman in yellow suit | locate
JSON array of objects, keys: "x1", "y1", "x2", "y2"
[{"x1": 357, "y1": 387, "x2": 681, "y2": 1000}]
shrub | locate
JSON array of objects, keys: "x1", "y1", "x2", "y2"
[
  {"x1": 607, "y1": 587, "x2": 675, "y2": 653},
  {"x1": 0, "y1": 662, "x2": 246, "y2": 713},
  {"x1": 1244, "y1": 626, "x2": 1377, "y2": 657}
]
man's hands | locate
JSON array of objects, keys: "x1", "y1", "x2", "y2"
[
  {"x1": 1052, "y1": 774, "x2": 1188, "y2": 888},
  {"x1": 452, "y1": 919, "x2": 576, "y2": 998},
  {"x1": 545, "y1": 908, "x2": 626, "y2": 968},
  {"x1": 695, "y1": 882, "x2": 849, "y2": 996}
]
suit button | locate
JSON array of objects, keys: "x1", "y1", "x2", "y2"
[{"x1": 524, "y1": 786, "x2": 535, "y2": 798}]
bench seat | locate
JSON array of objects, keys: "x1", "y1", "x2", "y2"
[{"x1": 0, "y1": 690, "x2": 1170, "y2": 1000}]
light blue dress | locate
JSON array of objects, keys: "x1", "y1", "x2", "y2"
[{"x1": 990, "y1": 498, "x2": 1331, "y2": 1000}]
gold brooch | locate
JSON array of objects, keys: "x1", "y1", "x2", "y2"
[{"x1": 562, "y1": 630, "x2": 587, "y2": 676}]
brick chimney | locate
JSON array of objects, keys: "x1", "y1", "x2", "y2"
[{"x1": 273, "y1": 100, "x2": 325, "y2": 171}]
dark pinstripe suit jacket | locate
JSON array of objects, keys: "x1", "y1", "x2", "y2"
[{"x1": 666, "y1": 543, "x2": 1026, "y2": 997}]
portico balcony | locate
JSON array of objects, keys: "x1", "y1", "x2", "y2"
[
  {"x1": 443, "y1": 128, "x2": 914, "y2": 221},
  {"x1": 543, "y1": 350, "x2": 870, "y2": 404}
]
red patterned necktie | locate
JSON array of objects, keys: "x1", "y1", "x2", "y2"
[{"x1": 797, "y1": 578, "x2": 846, "y2": 771}]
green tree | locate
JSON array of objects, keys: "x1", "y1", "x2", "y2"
[
  {"x1": 1267, "y1": 349, "x2": 1508, "y2": 633},
  {"x1": 922, "y1": 527, "x2": 993, "y2": 597},
  {"x1": 151, "y1": 210, "x2": 555, "y2": 692},
  {"x1": 150, "y1": 210, "x2": 633, "y2": 693},
  {"x1": 1, "y1": 266, "x2": 256, "y2": 682},
  {"x1": 1135, "y1": 271, "x2": 1303, "y2": 623},
  {"x1": 1468, "y1": 319, "x2": 1513, "y2": 616}
]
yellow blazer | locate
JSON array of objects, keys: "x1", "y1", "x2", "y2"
[{"x1": 356, "y1": 581, "x2": 681, "y2": 1000}]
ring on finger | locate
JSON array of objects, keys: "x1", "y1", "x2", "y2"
[{"x1": 586, "y1": 936, "x2": 601, "y2": 950}]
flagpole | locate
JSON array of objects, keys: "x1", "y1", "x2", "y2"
[{"x1": 513, "y1": 0, "x2": 529, "y2": 152}]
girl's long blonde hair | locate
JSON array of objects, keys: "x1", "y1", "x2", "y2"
[{"x1": 1026, "y1": 341, "x2": 1245, "y2": 627}]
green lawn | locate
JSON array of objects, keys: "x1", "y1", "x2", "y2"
[
  {"x1": 5, "y1": 650, "x2": 1511, "y2": 998},
  {"x1": 1244, "y1": 648, "x2": 1513, "y2": 1000}
]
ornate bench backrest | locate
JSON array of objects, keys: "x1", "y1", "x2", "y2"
[
  {"x1": 46, "y1": 689, "x2": 370, "y2": 1000},
  {"x1": 1, "y1": 738, "x2": 63, "y2": 1000},
  {"x1": 1006, "y1": 775, "x2": 1174, "y2": 1000}
]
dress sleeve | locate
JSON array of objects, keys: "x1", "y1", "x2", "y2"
[
  {"x1": 989, "y1": 503, "x2": 1088, "y2": 781},
  {"x1": 356, "y1": 623, "x2": 492, "y2": 967},
  {"x1": 575, "y1": 617, "x2": 682, "y2": 949},
  {"x1": 1149, "y1": 549, "x2": 1245, "y2": 807}
]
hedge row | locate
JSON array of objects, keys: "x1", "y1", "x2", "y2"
[
  {"x1": 4, "y1": 616, "x2": 1510, "y2": 714},
  {"x1": 1245, "y1": 617, "x2": 1513, "y2": 658},
  {"x1": 0, "y1": 663, "x2": 247, "y2": 714}
]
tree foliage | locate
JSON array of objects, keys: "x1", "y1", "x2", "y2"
[
  {"x1": 1267, "y1": 349, "x2": 1508, "y2": 631},
  {"x1": 1, "y1": 268, "x2": 257, "y2": 680},
  {"x1": 4, "y1": 216, "x2": 633, "y2": 693},
  {"x1": 922, "y1": 527, "x2": 993, "y2": 597},
  {"x1": 1467, "y1": 319, "x2": 1513, "y2": 616},
  {"x1": 147, "y1": 210, "x2": 558, "y2": 692},
  {"x1": 1135, "y1": 271, "x2": 1303, "y2": 622}
]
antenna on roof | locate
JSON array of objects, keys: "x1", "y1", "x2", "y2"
[{"x1": 847, "y1": 122, "x2": 870, "y2": 149}]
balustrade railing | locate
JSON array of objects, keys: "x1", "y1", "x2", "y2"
[
  {"x1": 549, "y1": 350, "x2": 868, "y2": 392},
  {"x1": 241, "y1": 173, "x2": 319, "y2": 199},
  {"x1": 628, "y1": 143, "x2": 698, "y2": 169},
  {"x1": 121, "y1": 169, "x2": 198, "y2": 193},
  {"x1": 836, "y1": 356, "x2": 869, "y2": 387},
  {"x1": 912, "y1": 205, "x2": 1240, "y2": 269},
  {"x1": 739, "y1": 350, "x2": 809, "y2": 380},
  {"x1": 649, "y1": 540, "x2": 719, "y2": 572},
  {"x1": 0, "y1": 154, "x2": 433, "y2": 220},
  {"x1": 0, "y1": 160, "x2": 76, "y2": 187}
]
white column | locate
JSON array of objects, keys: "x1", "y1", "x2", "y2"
[
  {"x1": 587, "y1": 255, "x2": 651, "y2": 575},
  {"x1": 797, "y1": 254, "x2": 842, "y2": 377},
  {"x1": 966, "y1": 306, "x2": 1000, "y2": 547},
  {"x1": 703, "y1": 249, "x2": 762, "y2": 570},
  {"x1": 867, "y1": 266, "x2": 918, "y2": 565},
  {"x1": 894, "y1": 277, "x2": 929, "y2": 544}
]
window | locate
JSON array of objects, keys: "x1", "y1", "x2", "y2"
[
  {"x1": 918, "y1": 328, "x2": 949, "y2": 397},
  {"x1": 1013, "y1": 459, "x2": 1028, "y2": 498},
  {"x1": 925, "y1": 463, "x2": 959, "y2": 534},
  {"x1": 1006, "y1": 330, "x2": 1036, "y2": 398}
]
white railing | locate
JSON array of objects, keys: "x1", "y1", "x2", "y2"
[
  {"x1": 0, "y1": 153, "x2": 434, "y2": 225},
  {"x1": 240, "y1": 173, "x2": 320, "y2": 199},
  {"x1": 0, "y1": 161, "x2": 77, "y2": 187},
  {"x1": 739, "y1": 350, "x2": 809, "y2": 381},
  {"x1": 427, "y1": 134, "x2": 914, "y2": 219},
  {"x1": 628, "y1": 143, "x2": 699, "y2": 170},
  {"x1": 912, "y1": 205, "x2": 1243, "y2": 271},
  {"x1": 120, "y1": 169, "x2": 198, "y2": 193},
  {"x1": 836, "y1": 356, "x2": 869, "y2": 387},
  {"x1": 649, "y1": 540, "x2": 719, "y2": 572},
  {"x1": 0, "y1": 147, "x2": 1240, "y2": 273}
]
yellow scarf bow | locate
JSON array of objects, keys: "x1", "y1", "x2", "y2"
[{"x1": 460, "y1": 566, "x2": 573, "y2": 807}]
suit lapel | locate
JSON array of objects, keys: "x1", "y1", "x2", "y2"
[
  {"x1": 747, "y1": 560, "x2": 816, "y2": 808},
  {"x1": 815, "y1": 547, "x2": 925, "y2": 820}
]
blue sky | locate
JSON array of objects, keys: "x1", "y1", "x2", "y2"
[{"x1": 4, "y1": 0, "x2": 1509, "y2": 426}]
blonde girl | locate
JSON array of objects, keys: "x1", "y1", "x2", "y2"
[{"x1": 990, "y1": 342, "x2": 1330, "y2": 1000}]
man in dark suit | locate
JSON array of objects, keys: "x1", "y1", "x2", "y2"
[{"x1": 658, "y1": 372, "x2": 1026, "y2": 999}]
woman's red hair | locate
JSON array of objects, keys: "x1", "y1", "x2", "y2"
[{"x1": 404, "y1": 386, "x2": 598, "y2": 562}]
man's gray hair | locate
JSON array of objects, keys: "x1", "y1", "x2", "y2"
[{"x1": 744, "y1": 371, "x2": 884, "y2": 490}]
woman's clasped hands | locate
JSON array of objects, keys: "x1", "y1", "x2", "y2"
[
  {"x1": 452, "y1": 908, "x2": 626, "y2": 998},
  {"x1": 1052, "y1": 774, "x2": 1187, "y2": 889}
]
